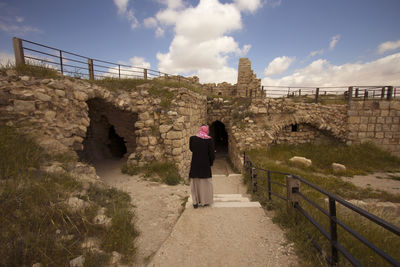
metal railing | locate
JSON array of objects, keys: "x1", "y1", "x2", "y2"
[
  {"x1": 258, "y1": 86, "x2": 399, "y2": 103},
  {"x1": 243, "y1": 152, "x2": 400, "y2": 267},
  {"x1": 12, "y1": 37, "x2": 191, "y2": 83}
]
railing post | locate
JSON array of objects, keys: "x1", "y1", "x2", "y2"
[
  {"x1": 355, "y1": 88, "x2": 359, "y2": 98},
  {"x1": 387, "y1": 86, "x2": 393, "y2": 101},
  {"x1": 59, "y1": 50, "x2": 64, "y2": 75},
  {"x1": 381, "y1": 87, "x2": 385, "y2": 99},
  {"x1": 364, "y1": 89, "x2": 368, "y2": 100},
  {"x1": 299, "y1": 89, "x2": 301, "y2": 96},
  {"x1": 329, "y1": 197, "x2": 339, "y2": 266},
  {"x1": 118, "y1": 64, "x2": 121, "y2": 79},
  {"x1": 286, "y1": 175, "x2": 301, "y2": 215},
  {"x1": 347, "y1": 87, "x2": 353, "y2": 104},
  {"x1": 251, "y1": 167, "x2": 257, "y2": 193},
  {"x1": 12, "y1": 37, "x2": 25, "y2": 65},
  {"x1": 144, "y1": 68, "x2": 148, "y2": 80},
  {"x1": 315, "y1": 88, "x2": 319, "y2": 103},
  {"x1": 267, "y1": 171, "x2": 272, "y2": 201},
  {"x1": 88, "y1": 58, "x2": 94, "y2": 81}
]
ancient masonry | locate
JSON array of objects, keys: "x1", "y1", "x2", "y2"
[{"x1": 1, "y1": 58, "x2": 399, "y2": 178}]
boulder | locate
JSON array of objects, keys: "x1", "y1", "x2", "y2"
[
  {"x1": 289, "y1": 156, "x2": 312, "y2": 167},
  {"x1": 332, "y1": 163, "x2": 346, "y2": 172}
]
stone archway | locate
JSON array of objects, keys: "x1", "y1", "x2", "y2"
[
  {"x1": 209, "y1": 120, "x2": 228, "y2": 156},
  {"x1": 78, "y1": 98, "x2": 138, "y2": 163}
]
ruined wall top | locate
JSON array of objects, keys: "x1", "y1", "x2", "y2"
[{"x1": 236, "y1": 58, "x2": 261, "y2": 97}]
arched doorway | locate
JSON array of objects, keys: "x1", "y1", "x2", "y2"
[
  {"x1": 78, "y1": 98, "x2": 137, "y2": 163},
  {"x1": 209, "y1": 120, "x2": 228, "y2": 156}
]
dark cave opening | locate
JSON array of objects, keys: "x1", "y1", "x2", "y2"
[
  {"x1": 78, "y1": 98, "x2": 137, "y2": 164},
  {"x1": 209, "y1": 120, "x2": 228, "y2": 156},
  {"x1": 108, "y1": 125, "x2": 127, "y2": 158}
]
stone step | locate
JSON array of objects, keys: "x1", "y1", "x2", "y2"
[
  {"x1": 212, "y1": 201, "x2": 261, "y2": 208},
  {"x1": 187, "y1": 194, "x2": 261, "y2": 208}
]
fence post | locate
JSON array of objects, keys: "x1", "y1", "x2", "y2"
[
  {"x1": 251, "y1": 167, "x2": 257, "y2": 193},
  {"x1": 387, "y1": 86, "x2": 393, "y2": 101},
  {"x1": 267, "y1": 171, "x2": 272, "y2": 201},
  {"x1": 315, "y1": 88, "x2": 319, "y2": 103},
  {"x1": 355, "y1": 88, "x2": 359, "y2": 98},
  {"x1": 286, "y1": 175, "x2": 301, "y2": 215},
  {"x1": 13, "y1": 37, "x2": 25, "y2": 65},
  {"x1": 381, "y1": 87, "x2": 385, "y2": 99},
  {"x1": 347, "y1": 87, "x2": 353, "y2": 104},
  {"x1": 364, "y1": 89, "x2": 368, "y2": 100},
  {"x1": 329, "y1": 197, "x2": 339, "y2": 266},
  {"x1": 118, "y1": 64, "x2": 121, "y2": 79},
  {"x1": 144, "y1": 68, "x2": 148, "y2": 80},
  {"x1": 88, "y1": 58, "x2": 94, "y2": 81}
]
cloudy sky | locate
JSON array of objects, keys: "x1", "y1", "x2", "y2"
[{"x1": 0, "y1": 0, "x2": 399, "y2": 86}]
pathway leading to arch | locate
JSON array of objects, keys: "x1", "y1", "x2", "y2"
[{"x1": 148, "y1": 160, "x2": 298, "y2": 267}]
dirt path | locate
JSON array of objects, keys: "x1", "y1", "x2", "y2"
[
  {"x1": 341, "y1": 172, "x2": 400, "y2": 195},
  {"x1": 94, "y1": 159, "x2": 190, "y2": 266}
]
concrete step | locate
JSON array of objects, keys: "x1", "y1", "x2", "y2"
[
  {"x1": 213, "y1": 201, "x2": 261, "y2": 208},
  {"x1": 187, "y1": 194, "x2": 261, "y2": 208}
]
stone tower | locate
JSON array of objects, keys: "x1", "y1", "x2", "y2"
[{"x1": 236, "y1": 58, "x2": 261, "y2": 97}]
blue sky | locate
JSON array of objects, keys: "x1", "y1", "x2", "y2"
[{"x1": 1, "y1": 0, "x2": 400, "y2": 86}]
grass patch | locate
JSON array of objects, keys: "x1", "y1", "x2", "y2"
[
  {"x1": 0, "y1": 123, "x2": 138, "y2": 266},
  {"x1": 122, "y1": 161, "x2": 182, "y2": 185},
  {"x1": 1, "y1": 62, "x2": 59, "y2": 79},
  {"x1": 245, "y1": 143, "x2": 400, "y2": 266}
]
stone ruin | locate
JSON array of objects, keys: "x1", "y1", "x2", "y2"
[{"x1": 1, "y1": 57, "x2": 399, "y2": 180}]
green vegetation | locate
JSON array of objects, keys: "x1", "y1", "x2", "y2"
[
  {"x1": 245, "y1": 142, "x2": 400, "y2": 266},
  {"x1": 260, "y1": 142, "x2": 400, "y2": 176},
  {"x1": 122, "y1": 161, "x2": 182, "y2": 185},
  {"x1": 0, "y1": 62, "x2": 59, "y2": 79},
  {"x1": 0, "y1": 123, "x2": 138, "y2": 266}
]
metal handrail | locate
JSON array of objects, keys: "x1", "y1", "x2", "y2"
[
  {"x1": 243, "y1": 152, "x2": 400, "y2": 267},
  {"x1": 14, "y1": 37, "x2": 193, "y2": 84}
]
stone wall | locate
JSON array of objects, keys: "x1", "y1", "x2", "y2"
[
  {"x1": 347, "y1": 100, "x2": 400, "y2": 157},
  {"x1": 0, "y1": 71, "x2": 207, "y2": 179},
  {"x1": 274, "y1": 123, "x2": 336, "y2": 144}
]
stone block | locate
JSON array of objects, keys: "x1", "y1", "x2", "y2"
[
  {"x1": 144, "y1": 119, "x2": 154, "y2": 127},
  {"x1": 375, "y1": 132, "x2": 384, "y2": 139},
  {"x1": 348, "y1": 116, "x2": 360, "y2": 124},
  {"x1": 360, "y1": 117, "x2": 369, "y2": 124},
  {"x1": 149, "y1": 136, "x2": 157, "y2": 145},
  {"x1": 14, "y1": 100, "x2": 35, "y2": 112},
  {"x1": 138, "y1": 137, "x2": 149, "y2": 146},
  {"x1": 36, "y1": 92, "x2": 52, "y2": 102},
  {"x1": 159, "y1": 124, "x2": 172, "y2": 133},
  {"x1": 367, "y1": 124, "x2": 375, "y2": 132},
  {"x1": 166, "y1": 131, "x2": 182, "y2": 140},
  {"x1": 359, "y1": 124, "x2": 367, "y2": 131},
  {"x1": 377, "y1": 117, "x2": 385, "y2": 124},
  {"x1": 385, "y1": 117, "x2": 393, "y2": 124},
  {"x1": 172, "y1": 139, "x2": 183, "y2": 148},
  {"x1": 172, "y1": 147, "x2": 182, "y2": 155},
  {"x1": 139, "y1": 112, "x2": 150, "y2": 120},
  {"x1": 289, "y1": 156, "x2": 312, "y2": 167},
  {"x1": 332, "y1": 163, "x2": 346, "y2": 172}
]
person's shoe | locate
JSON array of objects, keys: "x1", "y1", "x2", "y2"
[
  {"x1": 203, "y1": 204, "x2": 209, "y2": 207},
  {"x1": 193, "y1": 204, "x2": 198, "y2": 209}
]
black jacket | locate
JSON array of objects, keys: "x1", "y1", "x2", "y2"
[{"x1": 188, "y1": 136, "x2": 215, "y2": 178}]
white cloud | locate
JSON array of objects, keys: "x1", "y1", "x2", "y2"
[
  {"x1": 378, "y1": 40, "x2": 400, "y2": 55},
  {"x1": 144, "y1": 17, "x2": 157, "y2": 28},
  {"x1": 129, "y1": 56, "x2": 151, "y2": 69},
  {"x1": 309, "y1": 49, "x2": 324, "y2": 57},
  {"x1": 0, "y1": 51, "x2": 15, "y2": 66},
  {"x1": 264, "y1": 56, "x2": 295, "y2": 76},
  {"x1": 262, "y1": 53, "x2": 400, "y2": 86},
  {"x1": 329, "y1": 34, "x2": 341, "y2": 50},
  {"x1": 113, "y1": 0, "x2": 139, "y2": 29},
  {"x1": 151, "y1": 0, "x2": 257, "y2": 83},
  {"x1": 234, "y1": 0, "x2": 262, "y2": 13}
]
